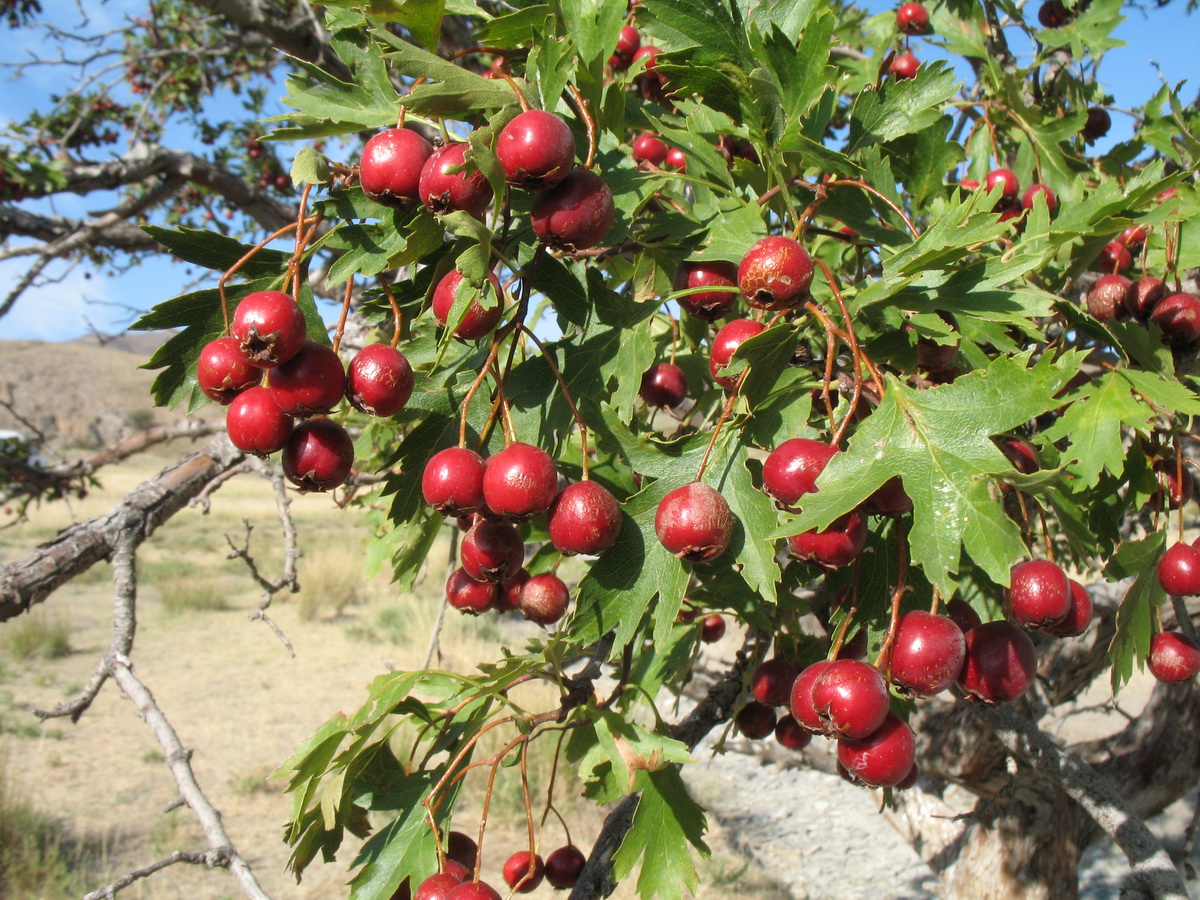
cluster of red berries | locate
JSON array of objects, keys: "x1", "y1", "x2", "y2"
[
  {"x1": 198, "y1": 289, "x2": 414, "y2": 491},
  {"x1": 394, "y1": 831, "x2": 587, "y2": 900},
  {"x1": 421, "y1": 442, "x2": 621, "y2": 624},
  {"x1": 958, "y1": 167, "x2": 1059, "y2": 224},
  {"x1": 1154, "y1": 543, "x2": 1200, "y2": 682}
]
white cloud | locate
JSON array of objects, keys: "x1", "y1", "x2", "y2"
[{"x1": 0, "y1": 260, "x2": 120, "y2": 341}]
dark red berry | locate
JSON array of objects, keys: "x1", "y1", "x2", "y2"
[
  {"x1": 497, "y1": 110, "x2": 575, "y2": 189},
  {"x1": 360, "y1": 128, "x2": 434, "y2": 208},
  {"x1": 890, "y1": 52, "x2": 920, "y2": 80},
  {"x1": 888, "y1": 611, "x2": 966, "y2": 696},
  {"x1": 415, "y1": 873, "x2": 463, "y2": 900},
  {"x1": 700, "y1": 614, "x2": 726, "y2": 643},
  {"x1": 1158, "y1": 542, "x2": 1200, "y2": 597},
  {"x1": 1007, "y1": 559, "x2": 1071, "y2": 629},
  {"x1": 614, "y1": 25, "x2": 640, "y2": 62},
  {"x1": 674, "y1": 259, "x2": 739, "y2": 320},
  {"x1": 639, "y1": 362, "x2": 688, "y2": 408},
  {"x1": 1082, "y1": 107, "x2": 1111, "y2": 143},
  {"x1": 346, "y1": 344, "x2": 414, "y2": 417},
  {"x1": 867, "y1": 476, "x2": 913, "y2": 516},
  {"x1": 837, "y1": 712, "x2": 916, "y2": 788},
  {"x1": 1097, "y1": 240, "x2": 1132, "y2": 274},
  {"x1": 419, "y1": 142, "x2": 493, "y2": 218},
  {"x1": 503, "y1": 851, "x2": 545, "y2": 893},
  {"x1": 774, "y1": 714, "x2": 812, "y2": 751},
  {"x1": 197, "y1": 336, "x2": 262, "y2": 404},
  {"x1": 1038, "y1": 0, "x2": 1069, "y2": 27},
  {"x1": 786, "y1": 512, "x2": 867, "y2": 569},
  {"x1": 460, "y1": 519, "x2": 525, "y2": 583},
  {"x1": 422, "y1": 447, "x2": 487, "y2": 516},
  {"x1": 790, "y1": 660, "x2": 833, "y2": 733},
  {"x1": 1125, "y1": 276, "x2": 1165, "y2": 321},
  {"x1": 752, "y1": 658, "x2": 800, "y2": 707},
  {"x1": 738, "y1": 236, "x2": 814, "y2": 311},
  {"x1": 1021, "y1": 183, "x2": 1058, "y2": 214},
  {"x1": 654, "y1": 482, "x2": 734, "y2": 562},
  {"x1": 1118, "y1": 224, "x2": 1149, "y2": 248},
  {"x1": 957, "y1": 621, "x2": 1038, "y2": 704},
  {"x1": 268, "y1": 340, "x2": 345, "y2": 417},
  {"x1": 445, "y1": 882, "x2": 502, "y2": 900},
  {"x1": 547, "y1": 481, "x2": 622, "y2": 556},
  {"x1": 1151, "y1": 293, "x2": 1200, "y2": 345},
  {"x1": 736, "y1": 701, "x2": 777, "y2": 739},
  {"x1": 231, "y1": 290, "x2": 307, "y2": 368},
  {"x1": 545, "y1": 845, "x2": 586, "y2": 889},
  {"x1": 762, "y1": 438, "x2": 837, "y2": 508},
  {"x1": 984, "y1": 168, "x2": 1020, "y2": 200},
  {"x1": 482, "y1": 442, "x2": 559, "y2": 520},
  {"x1": 226, "y1": 385, "x2": 293, "y2": 455},
  {"x1": 1148, "y1": 631, "x2": 1200, "y2": 683},
  {"x1": 1046, "y1": 578, "x2": 1094, "y2": 638},
  {"x1": 946, "y1": 597, "x2": 983, "y2": 634},
  {"x1": 811, "y1": 659, "x2": 890, "y2": 739},
  {"x1": 432, "y1": 269, "x2": 504, "y2": 340},
  {"x1": 282, "y1": 418, "x2": 354, "y2": 492},
  {"x1": 1086, "y1": 274, "x2": 1133, "y2": 322},
  {"x1": 446, "y1": 832, "x2": 478, "y2": 870},
  {"x1": 631, "y1": 134, "x2": 667, "y2": 165},
  {"x1": 447, "y1": 567, "x2": 499, "y2": 614},
  {"x1": 518, "y1": 573, "x2": 570, "y2": 625},
  {"x1": 709, "y1": 318, "x2": 765, "y2": 389},
  {"x1": 531, "y1": 168, "x2": 615, "y2": 251},
  {"x1": 896, "y1": 2, "x2": 929, "y2": 34}
]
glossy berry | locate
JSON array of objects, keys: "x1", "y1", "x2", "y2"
[
  {"x1": 1153, "y1": 462, "x2": 1194, "y2": 511},
  {"x1": 531, "y1": 168, "x2": 615, "y2": 251},
  {"x1": 1037, "y1": 0, "x2": 1069, "y2": 27},
  {"x1": 231, "y1": 290, "x2": 307, "y2": 368},
  {"x1": 786, "y1": 512, "x2": 867, "y2": 570},
  {"x1": 360, "y1": 128, "x2": 434, "y2": 208},
  {"x1": 957, "y1": 621, "x2": 1038, "y2": 704},
  {"x1": 613, "y1": 25, "x2": 640, "y2": 62},
  {"x1": 1151, "y1": 293, "x2": 1200, "y2": 345},
  {"x1": 674, "y1": 260, "x2": 739, "y2": 320},
  {"x1": 1118, "y1": 224, "x2": 1149, "y2": 248},
  {"x1": 1086, "y1": 274, "x2": 1133, "y2": 322},
  {"x1": 947, "y1": 597, "x2": 983, "y2": 634},
  {"x1": 545, "y1": 845, "x2": 587, "y2": 890},
  {"x1": 445, "y1": 882, "x2": 502, "y2": 900},
  {"x1": 1021, "y1": 183, "x2": 1058, "y2": 214},
  {"x1": 790, "y1": 660, "x2": 834, "y2": 733},
  {"x1": 497, "y1": 110, "x2": 575, "y2": 189},
  {"x1": 497, "y1": 568, "x2": 530, "y2": 613},
  {"x1": 889, "y1": 611, "x2": 966, "y2": 696},
  {"x1": 632, "y1": 46, "x2": 667, "y2": 102},
  {"x1": 664, "y1": 147, "x2": 687, "y2": 172},
  {"x1": 415, "y1": 873, "x2": 463, "y2": 900},
  {"x1": 460, "y1": 519, "x2": 524, "y2": 583},
  {"x1": 709, "y1": 318, "x2": 765, "y2": 389},
  {"x1": 346, "y1": 344, "x2": 414, "y2": 417},
  {"x1": 446, "y1": 832, "x2": 478, "y2": 870},
  {"x1": 738, "y1": 236, "x2": 814, "y2": 311},
  {"x1": 984, "y1": 168, "x2": 1020, "y2": 200},
  {"x1": 762, "y1": 438, "x2": 837, "y2": 508},
  {"x1": 890, "y1": 52, "x2": 920, "y2": 80},
  {"x1": 419, "y1": 142, "x2": 493, "y2": 218},
  {"x1": 774, "y1": 715, "x2": 812, "y2": 751},
  {"x1": 700, "y1": 614, "x2": 726, "y2": 643},
  {"x1": 483, "y1": 442, "x2": 559, "y2": 519},
  {"x1": 751, "y1": 658, "x2": 800, "y2": 707},
  {"x1": 958, "y1": 178, "x2": 982, "y2": 190},
  {"x1": 837, "y1": 712, "x2": 916, "y2": 788},
  {"x1": 1148, "y1": 631, "x2": 1200, "y2": 684},
  {"x1": 282, "y1": 418, "x2": 354, "y2": 492},
  {"x1": 446, "y1": 567, "x2": 499, "y2": 615},
  {"x1": 1046, "y1": 578, "x2": 1094, "y2": 638},
  {"x1": 1125, "y1": 276, "x2": 1165, "y2": 321},
  {"x1": 269, "y1": 340, "x2": 345, "y2": 417},
  {"x1": 811, "y1": 659, "x2": 890, "y2": 739},
  {"x1": 503, "y1": 851, "x2": 545, "y2": 893},
  {"x1": 896, "y1": 2, "x2": 929, "y2": 34},
  {"x1": 1000, "y1": 438, "x2": 1040, "y2": 475},
  {"x1": 654, "y1": 482, "x2": 734, "y2": 562},
  {"x1": 432, "y1": 269, "x2": 504, "y2": 340},
  {"x1": 631, "y1": 134, "x2": 668, "y2": 165},
  {"x1": 547, "y1": 480, "x2": 622, "y2": 555},
  {"x1": 736, "y1": 701, "x2": 777, "y2": 739},
  {"x1": 639, "y1": 362, "x2": 688, "y2": 408},
  {"x1": 226, "y1": 385, "x2": 293, "y2": 456},
  {"x1": 422, "y1": 447, "x2": 487, "y2": 516},
  {"x1": 1082, "y1": 106, "x2": 1112, "y2": 143},
  {"x1": 519, "y1": 573, "x2": 571, "y2": 625},
  {"x1": 1158, "y1": 542, "x2": 1200, "y2": 597},
  {"x1": 1097, "y1": 240, "x2": 1132, "y2": 274},
  {"x1": 867, "y1": 476, "x2": 913, "y2": 516},
  {"x1": 1007, "y1": 559, "x2": 1071, "y2": 629},
  {"x1": 197, "y1": 336, "x2": 262, "y2": 404}
]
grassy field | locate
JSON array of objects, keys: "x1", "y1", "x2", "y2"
[{"x1": 0, "y1": 443, "x2": 785, "y2": 900}]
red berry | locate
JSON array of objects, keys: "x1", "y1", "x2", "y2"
[
  {"x1": 1038, "y1": 0, "x2": 1069, "y2": 27},
  {"x1": 786, "y1": 512, "x2": 867, "y2": 569},
  {"x1": 654, "y1": 482, "x2": 734, "y2": 562},
  {"x1": 1046, "y1": 578, "x2": 1094, "y2": 638},
  {"x1": 984, "y1": 168, "x2": 1020, "y2": 200},
  {"x1": 432, "y1": 269, "x2": 505, "y2": 340},
  {"x1": 896, "y1": 2, "x2": 929, "y2": 34},
  {"x1": 1158, "y1": 542, "x2": 1200, "y2": 597},
  {"x1": 674, "y1": 260, "x2": 739, "y2": 320},
  {"x1": 735, "y1": 701, "x2": 777, "y2": 739},
  {"x1": 1000, "y1": 438, "x2": 1040, "y2": 475},
  {"x1": 1119, "y1": 224, "x2": 1149, "y2": 248},
  {"x1": 282, "y1": 418, "x2": 354, "y2": 492},
  {"x1": 1007, "y1": 559, "x2": 1071, "y2": 629},
  {"x1": 1086, "y1": 274, "x2": 1133, "y2": 322},
  {"x1": 811, "y1": 659, "x2": 890, "y2": 739},
  {"x1": 416, "y1": 873, "x2": 463, "y2": 900},
  {"x1": 709, "y1": 318, "x2": 765, "y2": 390},
  {"x1": 789, "y1": 660, "x2": 834, "y2": 733},
  {"x1": 360, "y1": 128, "x2": 433, "y2": 208},
  {"x1": 837, "y1": 712, "x2": 916, "y2": 788},
  {"x1": 496, "y1": 567, "x2": 530, "y2": 613},
  {"x1": 547, "y1": 481, "x2": 622, "y2": 555},
  {"x1": 946, "y1": 597, "x2": 983, "y2": 634},
  {"x1": 1125, "y1": 276, "x2": 1165, "y2": 321},
  {"x1": 664, "y1": 147, "x2": 687, "y2": 172},
  {"x1": 445, "y1": 882, "x2": 501, "y2": 900},
  {"x1": 888, "y1": 611, "x2": 966, "y2": 696},
  {"x1": 751, "y1": 658, "x2": 800, "y2": 707},
  {"x1": 1082, "y1": 106, "x2": 1111, "y2": 143},
  {"x1": 867, "y1": 476, "x2": 913, "y2": 516},
  {"x1": 460, "y1": 519, "x2": 525, "y2": 583},
  {"x1": 737, "y1": 236, "x2": 814, "y2": 311},
  {"x1": 1097, "y1": 240, "x2": 1132, "y2": 274},
  {"x1": 890, "y1": 52, "x2": 920, "y2": 80},
  {"x1": 615, "y1": 26, "x2": 640, "y2": 60},
  {"x1": 545, "y1": 845, "x2": 586, "y2": 889},
  {"x1": 639, "y1": 362, "x2": 688, "y2": 408},
  {"x1": 699, "y1": 613, "x2": 726, "y2": 643},
  {"x1": 497, "y1": 110, "x2": 575, "y2": 190},
  {"x1": 197, "y1": 336, "x2": 262, "y2": 404},
  {"x1": 447, "y1": 567, "x2": 499, "y2": 615},
  {"x1": 419, "y1": 142, "x2": 493, "y2": 218},
  {"x1": 773, "y1": 714, "x2": 812, "y2": 751},
  {"x1": 519, "y1": 573, "x2": 570, "y2": 625},
  {"x1": 958, "y1": 178, "x2": 982, "y2": 191},
  {"x1": 503, "y1": 851, "x2": 545, "y2": 893},
  {"x1": 1148, "y1": 631, "x2": 1200, "y2": 683},
  {"x1": 1151, "y1": 293, "x2": 1200, "y2": 345},
  {"x1": 268, "y1": 340, "x2": 346, "y2": 417},
  {"x1": 1021, "y1": 183, "x2": 1058, "y2": 214},
  {"x1": 482, "y1": 443, "x2": 559, "y2": 520},
  {"x1": 531, "y1": 168, "x2": 615, "y2": 251},
  {"x1": 631, "y1": 134, "x2": 668, "y2": 165},
  {"x1": 346, "y1": 344, "x2": 414, "y2": 417},
  {"x1": 422, "y1": 447, "x2": 487, "y2": 516},
  {"x1": 231, "y1": 290, "x2": 307, "y2": 368},
  {"x1": 957, "y1": 621, "x2": 1038, "y2": 704},
  {"x1": 447, "y1": 832, "x2": 478, "y2": 870},
  {"x1": 762, "y1": 438, "x2": 837, "y2": 508},
  {"x1": 226, "y1": 385, "x2": 293, "y2": 455}
]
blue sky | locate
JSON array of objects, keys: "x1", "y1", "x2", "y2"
[{"x1": 0, "y1": 0, "x2": 1195, "y2": 343}]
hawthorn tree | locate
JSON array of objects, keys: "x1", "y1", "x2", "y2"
[{"x1": 4, "y1": 1, "x2": 1200, "y2": 900}]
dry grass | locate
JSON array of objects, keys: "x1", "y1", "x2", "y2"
[{"x1": 1, "y1": 609, "x2": 72, "y2": 661}]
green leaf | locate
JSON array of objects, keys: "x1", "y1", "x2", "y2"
[
  {"x1": 612, "y1": 767, "x2": 709, "y2": 900},
  {"x1": 717, "y1": 445, "x2": 781, "y2": 605},
  {"x1": 375, "y1": 28, "x2": 516, "y2": 117},
  {"x1": 292, "y1": 146, "x2": 331, "y2": 186},
  {"x1": 141, "y1": 225, "x2": 290, "y2": 278},
  {"x1": 847, "y1": 62, "x2": 959, "y2": 152},
  {"x1": 281, "y1": 48, "x2": 399, "y2": 131},
  {"x1": 347, "y1": 771, "x2": 440, "y2": 900},
  {"x1": 1105, "y1": 532, "x2": 1166, "y2": 694}
]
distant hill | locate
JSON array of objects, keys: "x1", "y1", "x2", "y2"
[{"x1": 0, "y1": 334, "x2": 217, "y2": 450}]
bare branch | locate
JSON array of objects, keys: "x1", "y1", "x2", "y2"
[{"x1": 82, "y1": 848, "x2": 228, "y2": 900}]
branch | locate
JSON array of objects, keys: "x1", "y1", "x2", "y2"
[
  {"x1": 82, "y1": 849, "x2": 229, "y2": 900},
  {"x1": 189, "y1": 0, "x2": 350, "y2": 81}
]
